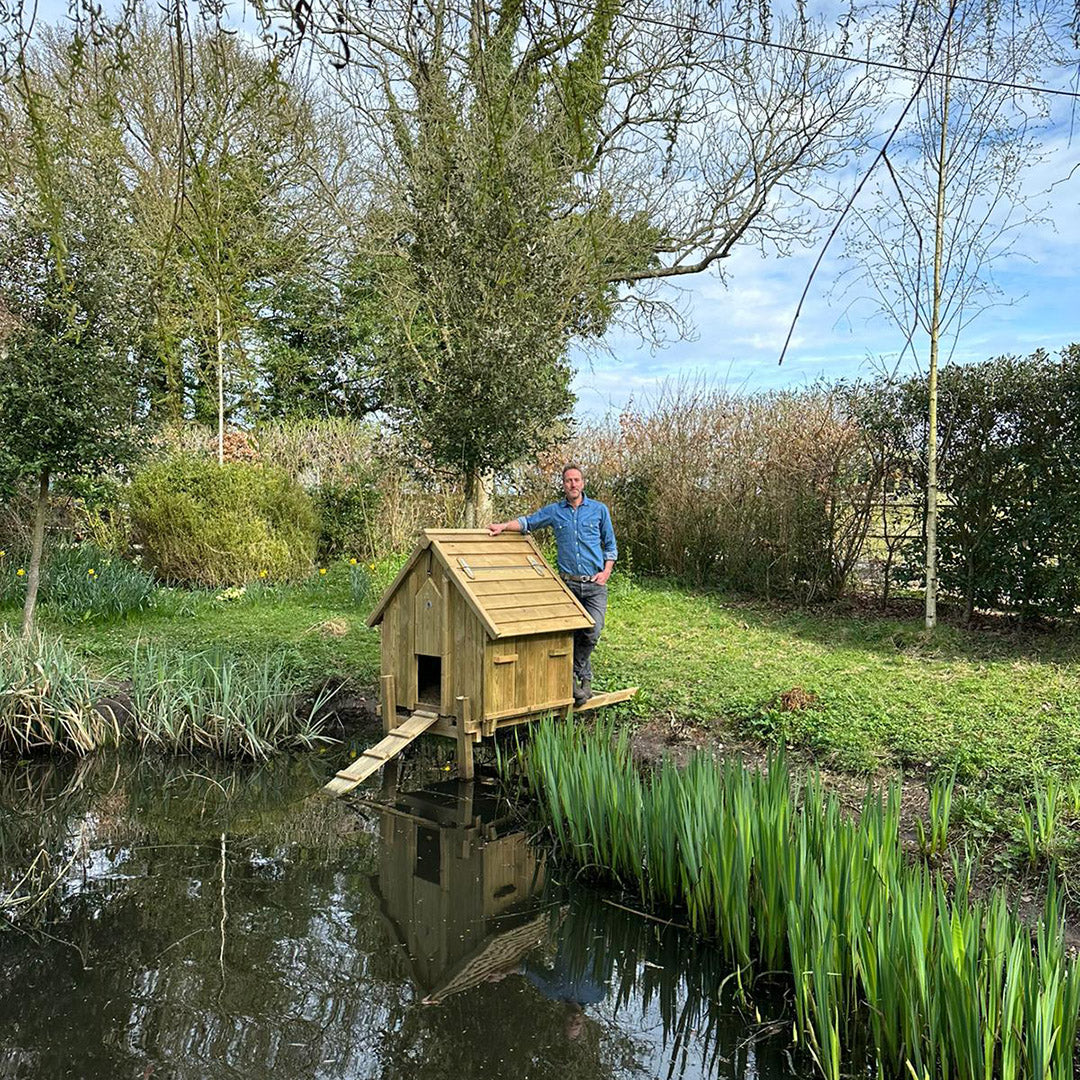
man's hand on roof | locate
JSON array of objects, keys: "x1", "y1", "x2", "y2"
[{"x1": 487, "y1": 522, "x2": 506, "y2": 535}]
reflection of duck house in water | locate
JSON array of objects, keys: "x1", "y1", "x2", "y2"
[
  {"x1": 369, "y1": 778, "x2": 557, "y2": 1003},
  {"x1": 325, "y1": 530, "x2": 636, "y2": 796}
]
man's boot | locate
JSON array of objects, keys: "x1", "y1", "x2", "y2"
[{"x1": 573, "y1": 680, "x2": 591, "y2": 707}]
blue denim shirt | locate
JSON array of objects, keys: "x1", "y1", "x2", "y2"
[{"x1": 517, "y1": 496, "x2": 618, "y2": 578}]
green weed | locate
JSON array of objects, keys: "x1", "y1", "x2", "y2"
[{"x1": 916, "y1": 766, "x2": 956, "y2": 857}]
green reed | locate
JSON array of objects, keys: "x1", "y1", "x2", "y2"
[
  {"x1": 0, "y1": 627, "x2": 116, "y2": 754},
  {"x1": 128, "y1": 642, "x2": 338, "y2": 759},
  {"x1": 516, "y1": 718, "x2": 1080, "y2": 1080},
  {"x1": 916, "y1": 766, "x2": 956, "y2": 858}
]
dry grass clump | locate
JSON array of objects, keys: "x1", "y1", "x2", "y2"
[
  {"x1": 515, "y1": 381, "x2": 875, "y2": 599},
  {"x1": 0, "y1": 627, "x2": 116, "y2": 755}
]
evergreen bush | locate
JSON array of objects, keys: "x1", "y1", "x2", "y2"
[
  {"x1": 129, "y1": 456, "x2": 318, "y2": 587},
  {"x1": 315, "y1": 475, "x2": 382, "y2": 561}
]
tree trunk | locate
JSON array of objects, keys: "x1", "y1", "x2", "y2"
[
  {"x1": 462, "y1": 469, "x2": 493, "y2": 528},
  {"x1": 216, "y1": 289, "x2": 225, "y2": 465},
  {"x1": 925, "y1": 59, "x2": 952, "y2": 633},
  {"x1": 21, "y1": 466, "x2": 50, "y2": 638}
]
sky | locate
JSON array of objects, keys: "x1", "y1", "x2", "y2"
[{"x1": 571, "y1": 113, "x2": 1080, "y2": 419}]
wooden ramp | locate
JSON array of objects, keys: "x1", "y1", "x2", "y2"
[
  {"x1": 575, "y1": 687, "x2": 638, "y2": 713},
  {"x1": 322, "y1": 708, "x2": 439, "y2": 798}
]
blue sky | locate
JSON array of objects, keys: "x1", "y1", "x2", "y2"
[{"x1": 572, "y1": 119, "x2": 1080, "y2": 418}]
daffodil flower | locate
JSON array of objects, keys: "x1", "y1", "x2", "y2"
[
  {"x1": 319, "y1": 568, "x2": 327, "y2": 576},
  {"x1": 16, "y1": 568, "x2": 25, "y2": 577}
]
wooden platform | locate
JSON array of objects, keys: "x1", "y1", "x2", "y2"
[
  {"x1": 322, "y1": 708, "x2": 439, "y2": 797},
  {"x1": 319, "y1": 685, "x2": 640, "y2": 798},
  {"x1": 574, "y1": 687, "x2": 638, "y2": 713}
]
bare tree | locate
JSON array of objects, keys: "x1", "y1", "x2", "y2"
[{"x1": 842, "y1": 0, "x2": 1058, "y2": 630}]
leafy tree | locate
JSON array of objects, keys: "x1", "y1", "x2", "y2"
[
  {"x1": 0, "y1": 21, "x2": 147, "y2": 634},
  {"x1": 261, "y1": 0, "x2": 871, "y2": 521}
]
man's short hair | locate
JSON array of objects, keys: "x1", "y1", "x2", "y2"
[{"x1": 562, "y1": 463, "x2": 584, "y2": 479}]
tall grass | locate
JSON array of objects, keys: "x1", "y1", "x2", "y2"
[
  {"x1": 0, "y1": 544, "x2": 156, "y2": 620},
  {"x1": 127, "y1": 642, "x2": 338, "y2": 759},
  {"x1": 515, "y1": 719, "x2": 1080, "y2": 1080},
  {"x1": 0, "y1": 627, "x2": 116, "y2": 754},
  {"x1": 40, "y1": 544, "x2": 157, "y2": 621}
]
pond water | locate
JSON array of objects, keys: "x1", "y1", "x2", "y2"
[{"x1": 0, "y1": 746, "x2": 804, "y2": 1080}]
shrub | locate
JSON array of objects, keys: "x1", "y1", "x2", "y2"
[
  {"x1": 0, "y1": 627, "x2": 113, "y2": 754},
  {"x1": 859, "y1": 347, "x2": 1080, "y2": 620},
  {"x1": 510, "y1": 382, "x2": 875, "y2": 600},
  {"x1": 315, "y1": 476, "x2": 382, "y2": 561},
  {"x1": 129, "y1": 455, "x2": 318, "y2": 587}
]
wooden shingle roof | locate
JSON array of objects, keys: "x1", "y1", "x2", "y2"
[{"x1": 367, "y1": 529, "x2": 594, "y2": 639}]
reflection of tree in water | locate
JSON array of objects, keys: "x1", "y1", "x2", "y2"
[{"x1": 0, "y1": 753, "x2": 405, "y2": 1078}]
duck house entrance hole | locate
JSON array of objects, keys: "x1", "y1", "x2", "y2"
[{"x1": 416, "y1": 654, "x2": 442, "y2": 706}]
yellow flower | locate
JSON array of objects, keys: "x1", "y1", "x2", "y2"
[
  {"x1": 349, "y1": 557, "x2": 357, "y2": 566},
  {"x1": 0, "y1": 550, "x2": 5, "y2": 558},
  {"x1": 259, "y1": 569, "x2": 268, "y2": 578},
  {"x1": 319, "y1": 567, "x2": 327, "y2": 576},
  {"x1": 87, "y1": 568, "x2": 96, "y2": 576},
  {"x1": 16, "y1": 568, "x2": 25, "y2": 577},
  {"x1": 368, "y1": 562, "x2": 376, "y2": 571}
]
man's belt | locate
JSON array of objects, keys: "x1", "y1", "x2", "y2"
[{"x1": 562, "y1": 574, "x2": 594, "y2": 583}]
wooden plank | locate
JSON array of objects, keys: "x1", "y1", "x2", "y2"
[
  {"x1": 456, "y1": 567, "x2": 549, "y2": 581},
  {"x1": 414, "y1": 576, "x2": 443, "y2": 656},
  {"x1": 484, "y1": 699, "x2": 575, "y2": 723},
  {"x1": 491, "y1": 603, "x2": 582, "y2": 624},
  {"x1": 437, "y1": 541, "x2": 534, "y2": 555},
  {"x1": 492, "y1": 654, "x2": 518, "y2": 664},
  {"x1": 450, "y1": 558, "x2": 548, "y2": 574},
  {"x1": 494, "y1": 616, "x2": 592, "y2": 637},
  {"x1": 484, "y1": 639, "x2": 517, "y2": 719},
  {"x1": 573, "y1": 687, "x2": 639, "y2": 713},
  {"x1": 480, "y1": 594, "x2": 579, "y2": 612},
  {"x1": 456, "y1": 696, "x2": 474, "y2": 780},
  {"x1": 469, "y1": 578, "x2": 567, "y2": 597},
  {"x1": 380, "y1": 674, "x2": 397, "y2": 736},
  {"x1": 321, "y1": 709, "x2": 440, "y2": 797},
  {"x1": 423, "y1": 528, "x2": 497, "y2": 536},
  {"x1": 548, "y1": 633, "x2": 573, "y2": 702},
  {"x1": 440, "y1": 573, "x2": 452, "y2": 715},
  {"x1": 367, "y1": 535, "x2": 432, "y2": 627}
]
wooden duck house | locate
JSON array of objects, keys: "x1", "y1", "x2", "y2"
[{"x1": 323, "y1": 529, "x2": 636, "y2": 796}]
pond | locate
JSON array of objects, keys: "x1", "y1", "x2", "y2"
[{"x1": 0, "y1": 748, "x2": 802, "y2": 1080}]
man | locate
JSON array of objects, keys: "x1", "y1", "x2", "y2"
[{"x1": 488, "y1": 464, "x2": 616, "y2": 706}]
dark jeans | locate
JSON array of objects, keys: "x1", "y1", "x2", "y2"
[{"x1": 565, "y1": 580, "x2": 607, "y2": 684}]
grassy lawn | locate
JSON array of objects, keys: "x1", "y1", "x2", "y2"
[
  {"x1": 600, "y1": 579, "x2": 1080, "y2": 788},
  {"x1": 5, "y1": 565, "x2": 1080, "y2": 789}
]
